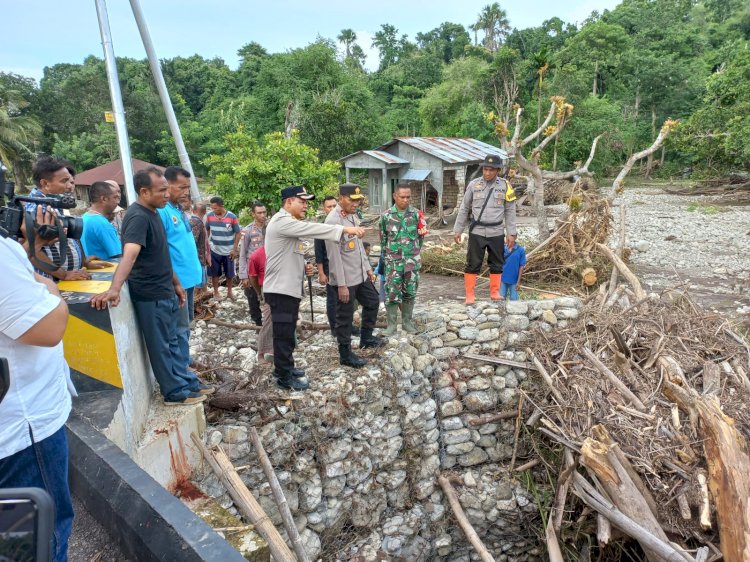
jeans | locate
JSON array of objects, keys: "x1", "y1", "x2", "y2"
[
  {"x1": 132, "y1": 296, "x2": 201, "y2": 401},
  {"x1": 0, "y1": 426, "x2": 74, "y2": 562},
  {"x1": 186, "y1": 286, "x2": 195, "y2": 323},
  {"x1": 500, "y1": 281, "x2": 519, "y2": 300}
]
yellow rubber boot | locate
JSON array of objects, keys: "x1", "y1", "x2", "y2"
[
  {"x1": 464, "y1": 273, "x2": 478, "y2": 305},
  {"x1": 489, "y1": 273, "x2": 502, "y2": 301}
]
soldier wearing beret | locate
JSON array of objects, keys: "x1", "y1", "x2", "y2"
[
  {"x1": 264, "y1": 185, "x2": 366, "y2": 390},
  {"x1": 325, "y1": 183, "x2": 385, "y2": 367},
  {"x1": 453, "y1": 153, "x2": 517, "y2": 304}
]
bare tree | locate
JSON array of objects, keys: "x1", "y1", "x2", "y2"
[{"x1": 491, "y1": 97, "x2": 574, "y2": 242}]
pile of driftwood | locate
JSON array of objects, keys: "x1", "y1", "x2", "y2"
[
  {"x1": 526, "y1": 249, "x2": 750, "y2": 561},
  {"x1": 524, "y1": 191, "x2": 613, "y2": 287}
]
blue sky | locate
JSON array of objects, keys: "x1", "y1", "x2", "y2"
[{"x1": 2, "y1": 0, "x2": 622, "y2": 81}]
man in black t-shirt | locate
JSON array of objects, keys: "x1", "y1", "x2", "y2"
[{"x1": 90, "y1": 167, "x2": 213, "y2": 405}]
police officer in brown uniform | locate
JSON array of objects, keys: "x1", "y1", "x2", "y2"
[
  {"x1": 325, "y1": 183, "x2": 385, "y2": 368},
  {"x1": 264, "y1": 185, "x2": 366, "y2": 390},
  {"x1": 453, "y1": 153, "x2": 517, "y2": 304}
]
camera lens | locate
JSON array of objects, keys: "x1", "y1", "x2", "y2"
[{"x1": 61, "y1": 216, "x2": 84, "y2": 240}]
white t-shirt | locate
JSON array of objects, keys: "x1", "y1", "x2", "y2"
[{"x1": 0, "y1": 237, "x2": 72, "y2": 459}]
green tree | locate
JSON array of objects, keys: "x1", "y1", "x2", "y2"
[
  {"x1": 416, "y1": 22, "x2": 471, "y2": 63},
  {"x1": 471, "y1": 3, "x2": 511, "y2": 52},
  {"x1": 52, "y1": 122, "x2": 119, "y2": 172},
  {"x1": 337, "y1": 29, "x2": 367, "y2": 70},
  {"x1": 0, "y1": 75, "x2": 41, "y2": 187},
  {"x1": 677, "y1": 41, "x2": 750, "y2": 171},
  {"x1": 372, "y1": 24, "x2": 415, "y2": 70},
  {"x1": 204, "y1": 129, "x2": 340, "y2": 211},
  {"x1": 557, "y1": 21, "x2": 631, "y2": 96}
]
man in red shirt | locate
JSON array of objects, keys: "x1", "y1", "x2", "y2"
[{"x1": 248, "y1": 245, "x2": 273, "y2": 364}]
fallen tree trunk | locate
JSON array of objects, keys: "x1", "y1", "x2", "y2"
[
  {"x1": 596, "y1": 243, "x2": 647, "y2": 302},
  {"x1": 572, "y1": 472, "x2": 695, "y2": 562},
  {"x1": 660, "y1": 355, "x2": 750, "y2": 561},
  {"x1": 580, "y1": 435, "x2": 670, "y2": 562}
]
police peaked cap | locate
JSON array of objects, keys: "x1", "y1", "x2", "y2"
[{"x1": 481, "y1": 153, "x2": 508, "y2": 168}]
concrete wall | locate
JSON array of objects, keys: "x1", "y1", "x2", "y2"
[{"x1": 385, "y1": 143, "x2": 444, "y2": 204}]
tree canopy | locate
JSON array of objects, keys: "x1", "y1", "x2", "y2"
[{"x1": 3, "y1": 0, "x2": 749, "y2": 187}]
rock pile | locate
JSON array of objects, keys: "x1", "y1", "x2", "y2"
[{"x1": 192, "y1": 295, "x2": 582, "y2": 561}]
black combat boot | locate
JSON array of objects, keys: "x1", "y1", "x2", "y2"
[
  {"x1": 274, "y1": 369, "x2": 310, "y2": 391},
  {"x1": 339, "y1": 345, "x2": 368, "y2": 367},
  {"x1": 359, "y1": 329, "x2": 386, "y2": 349}
]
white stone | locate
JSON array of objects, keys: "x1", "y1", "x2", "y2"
[
  {"x1": 443, "y1": 428, "x2": 472, "y2": 445},
  {"x1": 505, "y1": 300, "x2": 529, "y2": 314},
  {"x1": 542, "y1": 309, "x2": 558, "y2": 324},
  {"x1": 441, "y1": 400, "x2": 463, "y2": 416}
]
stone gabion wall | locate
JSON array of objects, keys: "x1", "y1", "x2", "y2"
[{"x1": 195, "y1": 296, "x2": 582, "y2": 561}]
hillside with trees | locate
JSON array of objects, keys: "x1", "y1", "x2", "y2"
[{"x1": 1, "y1": 0, "x2": 749, "y2": 188}]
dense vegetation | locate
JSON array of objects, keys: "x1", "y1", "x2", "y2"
[{"x1": 1, "y1": 0, "x2": 748, "y2": 191}]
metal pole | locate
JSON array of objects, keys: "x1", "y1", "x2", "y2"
[
  {"x1": 128, "y1": 0, "x2": 201, "y2": 201},
  {"x1": 94, "y1": 0, "x2": 136, "y2": 206}
]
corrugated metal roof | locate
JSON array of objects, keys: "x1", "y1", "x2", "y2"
[
  {"x1": 400, "y1": 169, "x2": 431, "y2": 181},
  {"x1": 339, "y1": 150, "x2": 409, "y2": 165},
  {"x1": 379, "y1": 137, "x2": 507, "y2": 165}
]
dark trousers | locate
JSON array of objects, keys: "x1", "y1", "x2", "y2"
[
  {"x1": 465, "y1": 233, "x2": 505, "y2": 274},
  {"x1": 266, "y1": 292, "x2": 300, "y2": 375},
  {"x1": 325, "y1": 284, "x2": 338, "y2": 333},
  {"x1": 0, "y1": 427, "x2": 74, "y2": 562},
  {"x1": 132, "y1": 296, "x2": 201, "y2": 401},
  {"x1": 334, "y1": 281, "x2": 379, "y2": 346},
  {"x1": 244, "y1": 285, "x2": 262, "y2": 325}
]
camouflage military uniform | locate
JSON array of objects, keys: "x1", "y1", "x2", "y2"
[{"x1": 380, "y1": 204, "x2": 422, "y2": 304}]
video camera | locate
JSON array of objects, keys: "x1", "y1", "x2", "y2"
[{"x1": 0, "y1": 162, "x2": 83, "y2": 243}]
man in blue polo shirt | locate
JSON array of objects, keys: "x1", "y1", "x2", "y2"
[
  {"x1": 159, "y1": 166, "x2": 202, "y2": 371},
  {"x1": 82, "y1": 181, "x2": 122, "y2": 260}
]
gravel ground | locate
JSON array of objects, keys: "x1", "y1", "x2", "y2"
[{"x1": 615, "y1": 186, "x2": 750, "y2": 320}]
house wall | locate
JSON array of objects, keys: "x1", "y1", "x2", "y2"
[{"x1": 384, "y1": 143, "x2": 444, "y2": 202}]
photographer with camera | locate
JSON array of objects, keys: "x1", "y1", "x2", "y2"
[
  {"x1": 23, "y1": 156, "x2": 107, "y2": 280},
  {"x1": 0, "y1": 206, "x2": 75, "y2": 562}
]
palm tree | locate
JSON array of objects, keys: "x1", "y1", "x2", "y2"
[
  {"x1": 473, "y1": 3, "x2": 511, "y2": 52},
  {"x1": 532, "y1": 47, "x2": 553, "y2": 128},
  {"x1": 0, "y1": 86, "x2": 41, "y2": 185},
  {"x1": 337, "y1": 29, "x2": 357, "y2": 58}
]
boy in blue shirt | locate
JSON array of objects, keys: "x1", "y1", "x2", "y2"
[{"x1": 501, "y1": 234, "x2": 526, "y2": 301}]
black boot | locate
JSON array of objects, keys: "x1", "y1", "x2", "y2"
[
  {"x1": 290, "y1": 368, "x2": 306, "y2": 378},
  {"x1": 339, "y1": 345, "x2": 368, "y2": 367},
  {"x1": 274, "y1": 369, "x2": 310, "y2": 391},
  {"x1": 359, "y1": 330, "x2": 386, "y2": 349}
]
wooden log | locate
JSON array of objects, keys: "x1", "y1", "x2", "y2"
[
  {"x1": 660, "y1": 356, "x2": 750, "y2": 561},
  {"x1": 191, "y1": 434, "x2": 297, "y2": 562},
  {"x1": 676, "y1": 493, "x2": 692, "y2": 521},
  {"x1": 581, "y1": 267, "x2": 598, "y2": 287},
  {"x1": 463, "y1": 352, "x2": 537, "y2": 371},
  {"x1": 525, "y1": 348, "x2": 564, "y2": 404},
  {"x1": 545, "y1": 512, "x2": 565, "y2": 562},
  {"x1": 572, "y1": 472, "x2": 695, "y2": 562},
  {"x1": 581, "y1": 435, "x2": 670, "y2": 562},
  {"x1": 702, "y1": 362, "x2": 721, "y2": 397},
  {"x1": 581, "y1": 346, "x2": 646, "y2": 411},
  {"x1": 608, "y1": 204, "x2": 627, "y2": 295},
  {"x1": 514, "y1": 458, "x2": 540, "y2": 472},
  {"x1": 592, "y1": 425, "x2": 659, "y2": 519},
  {"x1": 467, "y1": 410, "x2": 519, "y2": 426},
  {"x1": 208, "y1": 318, "x2": 261, "y2": 331},
  {"x1": 595, "y1": 242, "x2": 647, "y2": 302},
  {"x1": 438, "y1": 475, "x2": 496, "y2": 562},
  {"x1": 249, "y1": 427, "x2": 310, "y2": 562}
]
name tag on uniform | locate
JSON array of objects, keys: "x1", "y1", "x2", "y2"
[{"x1": 344, "y1": 237, "x2": 356, "y2": 252}]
